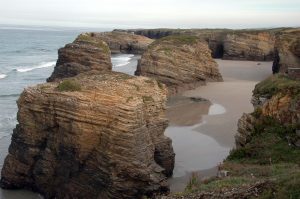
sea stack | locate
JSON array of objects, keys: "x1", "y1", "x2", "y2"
[
  {"x1": 135, "y1": 35, "x2": 223, "y2": 95},
  {"x1": 47, "y1": 33, "x2": 112, "y2": 82},
  {"x1": 1, "y1": 70, "x2": 175, "y2": 198}
]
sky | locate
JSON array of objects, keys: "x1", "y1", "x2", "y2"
[{"x1": 0, "y1": 0, "x2": 300, "y2": 29}]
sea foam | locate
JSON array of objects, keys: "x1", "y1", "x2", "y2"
[
  {"x1": 112, "y1": 54, "x2": 134, "y2": 68},
  {"x1": 0, "y1": 74, "x2": 7, "y2": 79},
  {"x1": 15, "y1": 61, "x2": 56, "y2": 73},
  {"x1": 208, "y1": 104, "x2": 226, "y2": 115}
]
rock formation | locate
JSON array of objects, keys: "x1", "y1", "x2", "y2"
[
  {"x1": 119, "y1": 28, "x2": 288, "y2": 61},
  {"x1": 47, "y1": 33, "x2": 112, "y2": 82},
  {"x1": 222, "y1": 32, "x2": 275, "y2": 61},
  {"x1": 1, "y1": 71, "x2": 175, "y2": 199},
  {"x1": 235, "y1": 74, "x2": 300, "y2": 148},
  {"x1": 91, "y1": 31, "x2": 154, "y2": 54},
  {"x1": 273, "y1": 29, "x2": 300, "y2": 73},
  {"x1": 135, "y1": 35, "x2": 223, "y2": 95}
]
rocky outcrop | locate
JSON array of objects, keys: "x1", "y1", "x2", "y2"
[
  {"x1": 135, "y1": 35, "x2": 223, "y2": 95},
  {"x1": 222, "y1": 32, "x2": 275, "y2": 61},
  {"x1": 235, "y1": 113, "x2": 256, "y2": 147},
  {"x1": 119, "y1": 28, "x2": 286, "y2": 61},
  {"x1": 91, "y1": 31, "x2": 154, "y2": 54},
  {"x1": 114, "y1": 29, "x2": 184, "y2": 39},
  {"x1": 273, "y1": 29, "x2": 300, "y2": 73},
  {"x1": 1, "y1": 71, "x2": 175, "y2": 199},
  {"x1": 47, "y1": 33, "x2": 112, "y2": 82},
  {"x1": 236, "y1": 74, "x2": 300, "y2": 148}
]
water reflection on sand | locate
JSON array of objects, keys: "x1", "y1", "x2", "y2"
[{"x1": 166, "y1": 96, "x2": 229, "y2": 191}]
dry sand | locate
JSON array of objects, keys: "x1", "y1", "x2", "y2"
[{"x1": 167, "y1": 59, "x2": 272, "y2": 191}]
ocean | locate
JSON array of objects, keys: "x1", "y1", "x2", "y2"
[{"x1": 0, "y1": 26, "x2": 139, "y2": 198}]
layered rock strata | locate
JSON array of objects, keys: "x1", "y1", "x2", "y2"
[
  {"x1": 135, "y1": 35, "x2": 223, "y2": 95},
  {"x1": 222, "y1": 32, "x2": 275, "y2": 61},
  {"x1": 91, "y1": 31, "x2": 154, "y2": 54},
  {"x1": 47, "y1": 33, "x2": 112, "y2": 82},
  {"x1": 273, "y1": 29, "x2": 300, "y2": 73},
  {"x1": 0, "y1": 71, "x2": 175, "y2": 199},
  {"x1": 236, "y1": 74, "x2": 300, "y2": 148},
  {"x1": 120, "y1": 29, "x2": 283, "y2": 61}
]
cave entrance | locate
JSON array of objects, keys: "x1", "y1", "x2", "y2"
[{"x1": 213, "y1": 43, "x2": 224, "y2": 58}]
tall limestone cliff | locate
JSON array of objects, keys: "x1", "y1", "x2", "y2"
[{"x1": 135, "y1": 35, "x2": 223, "y2": 95}]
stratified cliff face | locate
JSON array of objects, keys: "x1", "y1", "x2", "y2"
[
  {"x1": 47, "y1": 33, "x2": 112, "y2": 82},
  {"x1": 273, "y1": 29, "x2": 300, "y2": 73},
  {"x1": 222, "y1": 32, "x2": 275, "y2": 61},
  {"x1": 91, "y1": 32, "x2": 154, "y2": 54},
  {"x1": 120, "y1": 29, "x2": 279, "y2": 61},
  {"x1": 135, "y1": 35, "x2": 223, "y2": 95},
  {"x1": 236, "y1": 74, "x2": 300, "y2": 148},
  {"x1": 1, "y1": 71, "x2": 175, "y2": 199},
  {"x1": 114, "y1": 29, "x2": 184, "y2": 39}
]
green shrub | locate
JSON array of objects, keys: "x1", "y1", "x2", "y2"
[
  {"x1": 251, "y1": 107, "x2": 263, "y2": 118},
  {"x1": 185, "y1": 172, "x2": 201, "y2": 192},
  {"x1": 254, "y1": 74, "x2": 300, "y2": 97},
  {"x1": 57, "y1": 80, "x2": 81, "y2": 92}
]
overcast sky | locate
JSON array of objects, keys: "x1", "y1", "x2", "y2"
[{"x1": 0, "y1": 0, "x2": 299, "y2": 29}]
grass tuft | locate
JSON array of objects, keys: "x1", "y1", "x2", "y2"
[
  {"x1": 254, "y1": 74, "x2": 300, "y2": 97},
  {"x1": 57, "y1": 80, "x2": 81, "y2": 92},
  {"x1": 75, "y1": 34, "x2": 110, "y2": 54}
]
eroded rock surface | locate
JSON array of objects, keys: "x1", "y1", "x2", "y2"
[
  {"x1": 120, "y1": 28, "x2": 280, "y2": 61},
  {"x1": 222, "y1": 32, "x2": 275, "y2": 61},
  {"x1": 135, "y1": 35, "x2": 223, "y2": 95},
  {"x1": 47, "y1": 33, "x2": 112, "y2": 82},
  {"x1": 273, "y1": 29, "x2": 300, "y2": 73},
  {"x1": 236, "y1": 74, "x2": 300, "y2": 148},
  {"x1": 91, "y1": 31, "x2": 154, "y2": 54},
  {"x1": 1, "y1": 71, "x2": 175, "y2": 199}
]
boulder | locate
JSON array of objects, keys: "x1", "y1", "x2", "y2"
[
  {"x1": 0, "y1": 71, "x2": 175, "y2": 199},
  {"x1": 135, "y1": 35, "x2": 223, "y2": 95}
]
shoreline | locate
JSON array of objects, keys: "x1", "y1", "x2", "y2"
[{"x1": 167, "y1": 59, "x2": 272, "y2": 192}]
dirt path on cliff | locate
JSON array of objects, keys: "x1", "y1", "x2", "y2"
[{"x1": 166, "y1": 59, "x2": 272, "y2": 192}]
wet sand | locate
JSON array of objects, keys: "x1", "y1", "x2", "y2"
[{"x1": 167, "y1": 59, "x2": 272, "y2": 191}]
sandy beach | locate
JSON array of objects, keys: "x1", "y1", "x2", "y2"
[{"x1": 167, "y1": 59, "x2": 272, "y2": 191}]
